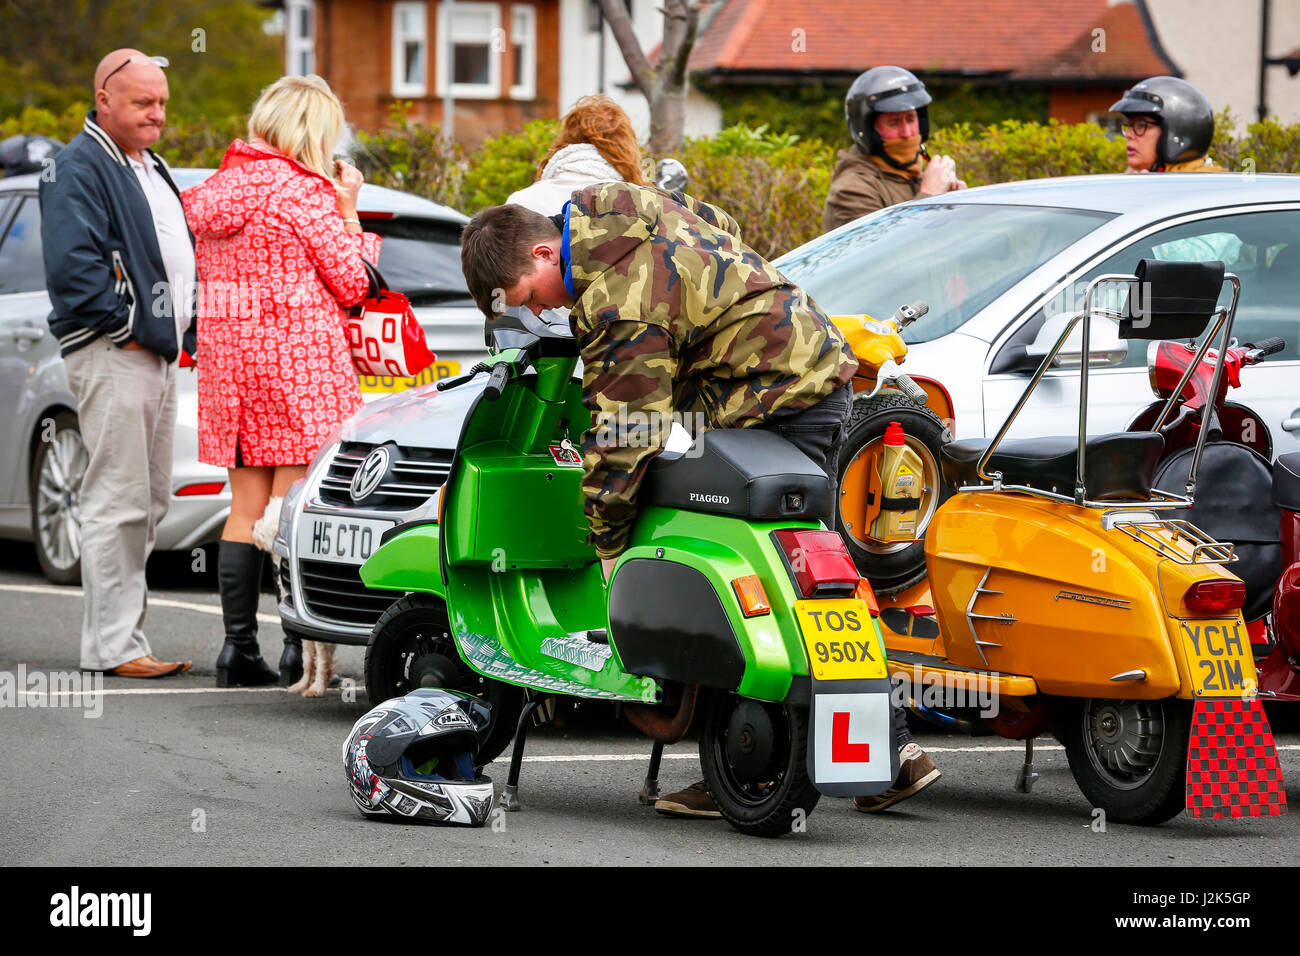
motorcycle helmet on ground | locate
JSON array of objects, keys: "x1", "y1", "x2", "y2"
[
  {"x1": 1109, "y1": 76, "x2": 1214, "y2": 169},
  {"x1": 343, "y1": 687, "x2": 496, "y2": 825},
  {"x1": 845, "y1": 66, "x2": 932, "y2": 161}
]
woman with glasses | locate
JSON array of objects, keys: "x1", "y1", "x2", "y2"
[{"x1": 1111, "y1": 76, "x2": 1225, "y2": 173}]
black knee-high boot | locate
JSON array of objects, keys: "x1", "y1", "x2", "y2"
[
  {"x1": 279, "y1": 632, "x2": 303, "y2": 687},
  {"x1": 215, "y1": 541, "x2": 279, "y2": 687}
]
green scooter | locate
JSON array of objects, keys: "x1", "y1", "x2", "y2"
[{"x1": 359, "y1": 318, "x2": 898, "y2": 836}]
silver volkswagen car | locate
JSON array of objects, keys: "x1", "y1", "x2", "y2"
[{"x1": 0, "y1": 167, "x2": 479, "y2": 584}]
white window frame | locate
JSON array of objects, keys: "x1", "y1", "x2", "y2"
[
  {"x1": 509, "y1": 4, "x2": 536, "y2": 100},
  {"x1": 392, "y1": 1, "x2": 429, "y2": 97},
  {"x1": 285, "y1": 0, "x2": 316, "y2": 77},
  {"x1": 436, "y1": 1, "x2": 502, "y2": 100}
]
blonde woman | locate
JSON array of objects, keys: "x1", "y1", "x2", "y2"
[
  {"x1": 182, "y1": 75, "x2": 380, "y2": 686},
  {"x1": 507, "y1": 94, "x2": 645, "y2": 215}
]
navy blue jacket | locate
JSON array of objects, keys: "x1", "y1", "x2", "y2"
[{"x1": 39, "y1": 112, "x2": 196, "y2": 360}]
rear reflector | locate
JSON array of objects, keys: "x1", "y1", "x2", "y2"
[
  {"x1": 732, "y1": 575, "x2": 771, "y2": 617},
  {"x1": 358, "y1": 211, "x2": 395, "y2": 220},
  {"x1": 772, "y1": 529, "x2": 860, "y2": 598},
  {"x1": 855, "y1": 579, "x2": 881, "y2": 617},
  {"x1": 1184, "y1": 579, "x2": 1246, "y2": 615},
  {"x1": 175, "y1": 482, "x2": 225, "y2": 496}
]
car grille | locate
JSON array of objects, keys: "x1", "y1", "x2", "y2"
[
  {"x1": 318, "y1": 441, "x2": 452, "y2": 510},
  {"x1": 297, "y1": 559, "x2": 397, "y2": 628}
]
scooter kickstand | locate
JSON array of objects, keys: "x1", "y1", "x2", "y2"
[
  {"x1": 639, "y1": 740, "x2": 665, "y2": 805},
  {"x1": 499, "y1": 697, "x2": 546, "y2": 812},
  {"x1": 1014, "y1": 738, "x2": 1039, "y2": 793}
]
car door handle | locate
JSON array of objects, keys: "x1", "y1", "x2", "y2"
[
  {"x1": 10, "y1": 325, "x2": 45, "y2": 343},
  {"x1": 1283, "y1": 417, "x2": 1300, "y2": 433}
]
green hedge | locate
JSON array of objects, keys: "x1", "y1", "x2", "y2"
[{"x1": 8, "y1": 106, "x2": 1299, "y2": 257}]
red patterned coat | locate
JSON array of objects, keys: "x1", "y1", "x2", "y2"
[{"x1": 181, "y1": 139, "x2": 381, "y2": 467}]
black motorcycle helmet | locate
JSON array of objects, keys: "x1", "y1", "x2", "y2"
[
  {"x1": 845, "y1": 66, "x2": 932, "y2": 162},
  {"x1": 1110, "y1": 76, "x2": 1214, "y2": 168},
  {"x1": 0, "y1": 134, "x2": 62, "y2": 177}
]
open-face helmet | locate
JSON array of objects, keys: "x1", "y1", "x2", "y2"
[
  {"x1": 343, "y1": 687, "x2": 496, "y2": 825},
  {"x1": 845, "y1": 66, "x2": 932, "y2": 157},
  {"x1": 1110, "y1": 76, "x2": 1214, "y2": 167}
]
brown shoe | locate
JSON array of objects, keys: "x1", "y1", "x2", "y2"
[
  {"x1": 654, "y1": 780, "x2": 722, "y2": 818},
  {"x1": 107, "y1": 655, "x2": 191, "y2": 678},
  {"x1": 853, "y1": 743, "x2": 941, "y2": 813}
]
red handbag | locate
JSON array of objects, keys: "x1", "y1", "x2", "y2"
[{"x1": 347, "y1": 260, "x2": 436, "y2": 378}]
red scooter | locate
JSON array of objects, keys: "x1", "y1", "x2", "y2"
[{"x1": 1130, "y1": 334, "x2": 1300, "y2": 702}]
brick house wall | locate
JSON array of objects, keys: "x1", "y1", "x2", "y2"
[{"x1": 313, "y1": 0, "x2": 560, "y2": 140}]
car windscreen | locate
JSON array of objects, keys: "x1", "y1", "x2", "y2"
[
  {"x1": 363, "y1": 216, "x2": 474, "y2": 307},
  {"x1": 776, "y1": 203, "x2": 1115, "y2": 343}
]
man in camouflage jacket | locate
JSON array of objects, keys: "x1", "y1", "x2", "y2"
[
  {"x1": 462, "y1": 181, "x2": 857, "y2": 562},
  {"x1": 461, "y1": 184, "x2": 940, "y2": 818}
]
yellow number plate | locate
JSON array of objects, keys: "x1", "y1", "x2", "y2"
[
  {"x1": 1179, "y1": 619, "x2": 1256, "y2": 698},
  {"x1": 796, "y1": 599, "x2": 887, "y2": 681},
  {"x1": 359, "y1": 360, "x2": 460, "y2": 394}
]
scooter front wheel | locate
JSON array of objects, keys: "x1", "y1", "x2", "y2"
[
  {"x1": 699, "y1": 691, "x2": 820, "y2": 837},
  {"x1": 365, "y1": 595, "x2": 525, "y2": 766},
  {"x1": 1054, "y1": 696, "x2": 1191, "y2": 826}
]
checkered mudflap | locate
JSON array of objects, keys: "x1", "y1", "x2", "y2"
[{"x1": 1185, "y1": 698, "x2": 1288, "y2": 819}]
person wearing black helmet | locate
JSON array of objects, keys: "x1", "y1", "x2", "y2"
[
  {"x1": 823, "y1": 65, "x2": 965, "y2": 232},
  {"x1": 1111, "y1": 76, "x2": 1224, "y2": 173}
]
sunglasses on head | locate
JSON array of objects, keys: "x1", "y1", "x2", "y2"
[{"x1": 100, "y1": 54, "x2": 169, "y2": 90}]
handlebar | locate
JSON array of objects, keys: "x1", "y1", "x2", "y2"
[
  {"x1": 1246, "y1": 336, "x2": 1285, "y2": 362},
  {"x1": 483, "y1": 362, "x2": 511, "y2": 401},
  {"x1": 891, "y1": 301, "x2": 929, "y2": 328},
  {"x1": 893, "y1": 372, "x2": 930, "y2": 407}
]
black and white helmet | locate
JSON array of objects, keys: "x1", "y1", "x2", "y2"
[
  {"x1": 845, "y1": 66, "x2": 932, "y2": 157},
  {"x1": 1110, "y1": 76, "x2": 1214, "y2": 167},
  {"x1": 343, "y1": 688, "x2": 496, "y2": 825}
]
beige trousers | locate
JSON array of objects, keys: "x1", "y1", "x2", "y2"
[{"x1": 63, "y1": 338, "x2": 176, "y2": 670}]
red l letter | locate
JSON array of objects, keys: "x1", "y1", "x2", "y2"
[{"x1": 832, "y1": 711, "x2": 871, "y2": 763}]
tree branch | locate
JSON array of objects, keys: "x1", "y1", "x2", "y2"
[
  {"x1": 600, "y1": 0, "x2": 655, "y2": 101},
  {"x1": 664, "y1": 0, "x2": 700, "y2": 87}
]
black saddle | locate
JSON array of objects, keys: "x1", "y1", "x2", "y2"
[
  {"x1": 941, "y1": 432, "x2": 1165, "y2": 500},
  {"x1": 643, "y1": 429, "x2": 830, "y2": 520},
  {"x1": 1273, "y1": 453, "x2": 1300, "y2": 512}
]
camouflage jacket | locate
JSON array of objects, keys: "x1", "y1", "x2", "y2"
[{"x1": 563, "y1": 182, "x2": 858, "y2": 558}]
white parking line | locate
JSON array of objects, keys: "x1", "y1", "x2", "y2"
[{"x1": 0, "y1": 582, "x2": 281, "y2": 624}]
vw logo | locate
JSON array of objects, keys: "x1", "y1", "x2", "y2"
[{"x1": 350, "y1": 446, "x2": 392, "y2": 502}]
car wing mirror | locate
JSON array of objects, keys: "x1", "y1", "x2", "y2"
[{"x1": 1027, "y1": 312, "x2": 1129, "y2": 370}]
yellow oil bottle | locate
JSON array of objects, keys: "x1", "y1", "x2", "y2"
[{"x1": 870, "y1": 421, "x2": 924, "y2": 543}]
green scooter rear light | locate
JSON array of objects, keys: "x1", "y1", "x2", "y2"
[{"x1": 772, "y1": 529, "x2": 860, "y2": 598}]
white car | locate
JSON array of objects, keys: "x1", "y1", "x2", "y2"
[
  {"x1": 0, "y1": 167, "x2": 478, "y2": 583},
  {"x1": 777, "y1": 173, "x2": 1300, "y2": 455}
]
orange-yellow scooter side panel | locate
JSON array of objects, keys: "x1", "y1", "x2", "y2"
[{"x1": 924, "y1": 492, "x2": 1251, "y2": 700}]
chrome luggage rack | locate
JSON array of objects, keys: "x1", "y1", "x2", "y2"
[{"x1": 1110, "y1": 517, "x2": 1237, "y2": 566}]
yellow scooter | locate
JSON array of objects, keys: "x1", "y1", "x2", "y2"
[{"x1": 875, "y1": 260, "x2": 1288, "y2": 824}]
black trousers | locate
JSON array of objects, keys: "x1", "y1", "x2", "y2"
[{"x1": 756, "y1": 384, "x2": 914, "y2": 748}]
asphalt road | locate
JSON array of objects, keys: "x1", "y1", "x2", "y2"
[{"x1": 2, "y1": 543, "x2": 1298, "y2": 867}]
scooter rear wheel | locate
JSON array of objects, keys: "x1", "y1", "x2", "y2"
[
  {"x1": 1054, "y1": 696, "x2": 1191, "y2": 826},
  {"x1": 698, "y1": 691, "x2": 820, "y2": 837},
  {"x1": 365, "y1": 595, "x2": 525, "y2": 766}
]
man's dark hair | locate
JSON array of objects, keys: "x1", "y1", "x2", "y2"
[{"x1": 460, "y1": 204, "x2": 561, "y2": 318}]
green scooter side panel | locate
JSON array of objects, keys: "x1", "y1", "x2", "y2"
[
  {"x1": 358, "y1": 524, "x2": 445, "y2": 598},
  {"x1": 615, "y1": 506, "x2": 821, "y2": 702},
  {"x1": 444, "y1": 563, "x2": 659, "y2": 702}
]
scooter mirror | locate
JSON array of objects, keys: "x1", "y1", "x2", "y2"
[
  {"x1": 1028, "y1": 312, "x2": 1128, "y2": 369},
  {"x1": 659, "y1": 421, "x2": 695, "y2": 460}
]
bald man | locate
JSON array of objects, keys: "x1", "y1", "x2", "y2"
[{"x1": 40, "y1": 50, "x2": 196, "y2": 678}]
